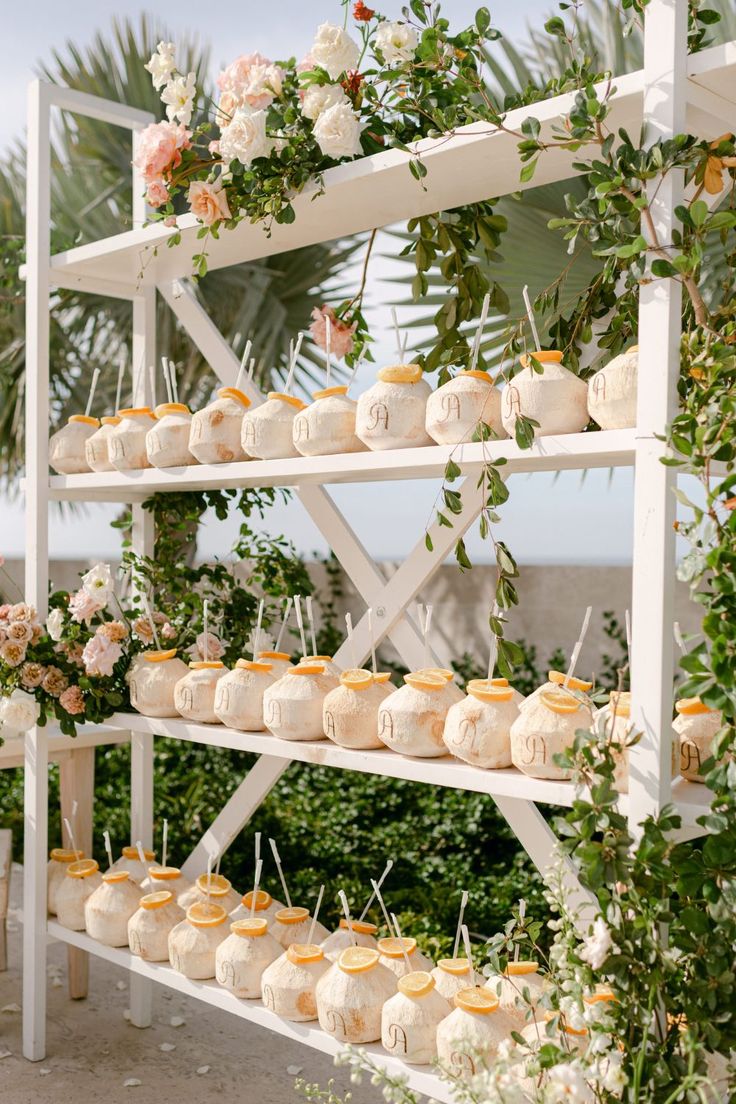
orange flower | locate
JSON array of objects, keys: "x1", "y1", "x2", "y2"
[
  {"x1": 703, "y1": 133, "x2": 736, "y2": 195},
  {"x1": 353, "y1": 1, "x2": 375, "y2": 21},
  {"x1": 341, "y1": 69, "x2": 364, "y2": 97},
  {"x1": 723, "y1": 496, "x2": 736, "y2": 511}
]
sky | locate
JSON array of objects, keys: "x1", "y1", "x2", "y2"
[{"x1": 3, "y1": 0, "x2": 653, "y2": 567}]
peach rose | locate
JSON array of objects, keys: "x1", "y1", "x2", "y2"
[
  {"x1": 133, "y1": 121, "x2": 192, "y2": 185},
  {"x1": 187, "y1": 179, "x2": 232, "y2": 227},
  {"x1": 146, "y1": 179, "x2": 169, "y2": 208},
  {"x1": 59, "y1": 685, "x2": 85, "y2": 716},
  {"x1": 309, "y1": 305, "x2": 357, "y2": 360}
]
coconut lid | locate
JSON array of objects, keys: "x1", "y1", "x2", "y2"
[
  {"x1": 195, "y1": 873, "x2": 232, "y2": 896},
  {"x1": 141, "y1": 890, "x2": 174, "y2": 911},
  {"x1": 398, "y1": 971, "x2": 435, "y2": 998},
  {"x1": 675, "y1": 697, "x2": 712, "y2": 715},
  {"x1": 437, "y1": 957, "x2": 471, "y2": 976},
  {"x1": 339, "y1": 918, "x2": 378, "y2": 935},
  {"x1": 231, "y1": 918, "x2": 269, "y2": 938},
  {"x1": 338, "y1": 946, "x2": 380, "y2": 973},
  {"x1": 117, "y1": 407, "x2": 155, "y2": 419},
  {"x1": 548, "y1": 670, "x2": 593, "y2": 692},
  {"x1": 149, "y1": 866, "x2": 182, "y2": 881},
  {"x1": 274, "y1": 906, "x2": 309, "y2": 926},
  {"x1": 287, "y1": 942, "x2": 325, "y2": 964},
  {"x1": 377, "y1": 936, "x2": 417, "y2": 959},
  {"x1": 50, "y1": 848, "x2": 84, "y2": 863},
  {"x1": 339, "y1": 668, "x2": 373, "y2": 692},
  {"x1": 242, "y1": 889, "x2": 273, "y2": 911},
  {"x1": 67, "y1": 858, "x2": 100, "y2": 879},
  {"x1": 313, "y1": 385, "x2": 348, "y2": 400},
  {"x1": 235, "y1": 658, "x2": 273, "y2": 673},
  {"x1": 519, "y1": 350, "x2": 564, "y2": 369},
  {"x1": 467, "y1": 679, "x2": 514, "y2": 703},
  {"x1": 506, "y1": 960, "x2": 539, "y2": 976},
  {"x1": 267, "y1": 392, "x2": 306, "y2": 410},
  {"x1": 143, "y1": 649, "x2": 178, "y2": 663},
  {"x1": 377, "y1": 364, "x2": 422, "y2": 384},
  {"x1": 68, "y1": 414, "x2": 100, "y2": 426},
  {"x1": 122, "y1": 846, "x2": 155, "y2": 861},
  {"x1": 454, "y1": 987, "x2": 499, "y2": 1015},
  {"x1": 103, "y1": 869, "x2": 132, "y2": 884},
  {"x1": 100, "y1": 416, "x2": 121, "y2": 426},
  {"x1": 186, "y1": 901, "x2": 228, "y2": 928},
  {"x1": 217, "y1": 387, "x2": 251, "y2": 408}
]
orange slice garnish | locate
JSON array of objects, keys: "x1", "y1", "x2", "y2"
[
  {"x1": 340, "y1": 668, "x2": 374, "y2": 691},
  {"x1": 506, "y1": 960, "x2": 539, "y2": 977},
  {"x1": 466, "y1": 679, "x2": 514, "y2": 704},
  {"x1": 217, "y1": 387, "x2": 251, "y2": 408},
  {"x1": 122, "y1": 846, "x2": 154, "y2": 861},
  {"x1": 50, "y1": 848, "x2": 84, "y2": 863},
  {"x1": 154, "y1": 402, "x2": 189, "y2": 418},
  {"x1": 287, "y1": 665, "x2": 325, "y2": 677},
  {"x1": 275, "y1": 907, "x2": 310, "y2": 925},
  {"x1": 100, "y1": 416, "x2": 121, "y2": 426},
  {"x1": 415, "y1": 667, "x2": 454, "y2": 682},
  {"x1": 339, "y1": 918, "x2": 377, "y2": 935},
  {"x1": 584, "y1": 985, "x2": 618, "y2": 1005},
  {"x1": 189, "y1": 661, "x2": 225, "y2": 670},
  {"x1": 103, "y1": 870, "x2": 131, "y2": 884},
  {"x1": 373, "y1": 672, "x2": 392, "y2": 684},
  {"x1": 675, "y1": 697, "x2": 712, "y2": 715},
  {"x1": 69, "y1": 414, "x2": 100, "y2": 426},
  {"x1": 242, "y1": 889, "x2": 273, "y2": 911},
  {"x1": 548, "y1": 670, "x2": 593, "y2": 692},
  {"x1": 461, "y1": 369, "x2": 493, "y2": 383},
  {"x1": 398, "y1": 971, "x2": 435, "y2": 997},
  {"x1": 231, "y1": 918, "x2": 268, "y2": 937},
  {"x1": 141, "y1": 891, "x2": 174, "y2": 910},
  {"x1": 235, "y1": 659, "x2": 272, "y2": 672},
  {"x1": 287, "y1": 943, "x2": 325, "y2": 964},
  {"x1": 196, "y1": 873, "x2": 232, "y2": 894},
  {"x1": 267, "y1": 392, "x2": 306, "y2": 410},
  {"x1": 437, "y1": 957, "x2": 471, "y2": 975},
  {"x1": 186, "y1": 902, "x2": 227, "y2": 927},
  {"x1": 313, "y1": 386, "x2": 348, "y2": 400},
  {"x1": 68, "y1": 859, "x2": 99, "y2": 879},
  {"x1": 143, "y1": 649, "x2": 178, "y2": 663},
  {"x1": 117, "y1": 407, "x2": 155, "y2": 419},
  {"x1": 404, "y1": 672, "x2": 446, "y2": 692},
  {"x1": 259, "y1": 651, "x2": 291, "y2": 662},
  {"x1": 541, "y1": 689, "x2": 581, "y2": 715},
  {"x1": 378, "y1": 364, "x2": 422, "y2": 384},
  {"x1": 607, "y1": 692, "x2": 631, "y2": 719},
  {"x1": 378, "y1": 936, "x2": 417, "y2": 958},
  {"x1": 149, "y1": 867, "x2": 182, "y2": 882},
  {"x1": 454, "y1": 987, "x2": 498, "y2": 1014},
  {"x1": 519, "y1": 350, "x2": 564, "y2": 369},
  {"x1": 301, "y1": 655, "x2": 334, "y2": 664},
  {"x1": 338, "y1": 946, "x2": 380, "y2": 973}
]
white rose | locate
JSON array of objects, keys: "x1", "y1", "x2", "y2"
[
  {"x1": 161, "y1": 71, "x2": 196, "y2": 127},
  {"x1": 0, "y1": 688, "x2": 40, "y2": 734},
  {"x1": 300, "y1": 82, "x2": 348, "y2": 122},
  {"x1": 220, "y1": 108, "x2": 273, "y2": 167},
  {"x1": 46, "y1": 608, "x2": 64, "y2": 642},
  {"x1": 374, "y1": 20, "x2": 419, "y2": 65},
  {"x1": 313, "y1": 102, "x2": 363, "y2": 160},
  {"x1": 81, "y1": 562, "x2": 114, "y2": 605},
  {"x1": 579, "y1": 915, "x2": 613, "y2": 971},
  {"x1": 311, "y1": 23, "x2": 360, "y2": 80},
  {"x1": 145, "y1": 41, "x2": 176, "y2": 90}
]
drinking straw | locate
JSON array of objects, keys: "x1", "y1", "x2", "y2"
[
  {"x1": 338, "y1": 890, "x2": 357, "y2": 946},
  {"x1": 84, "y1": 368, "x2": 101, "y2": 418},
  {"x1": 307, "y1": 884, "x2": 325, "y2": 946},
  {"x1": 346, "y1": 352, "x2": 363, "y2": 393},
  {"x1": 249, "y1": 858, "x2": 263, "y2": 919},
  {"x1": 274, "y1": 597, "x2": 293, "y2": 653},
  {"x1": 452, "y1": 889, "x2": 469, "y2": 959},
  {"x1": 103, "y1": 830, "x2": 114, "y2": 871},
  {"x1": 487, "y1": 602, "x2": 499, "y2": 681},
  {"x1": 255, "y1": 832, "x2": 261, "y2": 863},
  {"x1": 345, "y1": 612, "x2": 357, "y2": 669},
  {"x1": 269, "y1": 838, "x2": 292, "y2": 909},
  {"x1": 131, "y1": 352, "x2": 146, "y2": 406},
  {"x1": 514, "y1": 899, "x2": 526, "y2": 963},
  {"x1": 162, "y1": 819, "x2": 168, "y2": 870},
  {"x1": 115, "y1": 351, "x2": 126, "y2": 413},
  {"x1": 235, "y1": 339, "x2": 252, "y2": 392},
  {"x1": 367, "y1": 608, "x2": 377, "y2": 675},
  {"x1": 469, "y1": 292, "x2": 491, "y2": 373},
  {"x1": 205, "y1": 853, "x2": 213, "y2": 906},
  {"x1": 203, "y1": 599, "x2": 210, "y2": 662},
  {"x1": 370, "y1": 877, "x2": 395, "y2": 938},
  {"x1": 522, "y1": 285, "x2": 542, "y2": 352},
  {"x1": 325, "y1": 314, "x2": 332, "y2": 391},
  {"x1": 390, "y1": 913, "x2": 413, "y2": 973},
  {"x1": 423, "y1": 604, "x2": 433, "y2": 669},
  {"x1": 248, "y1": 357, "x2": 256, "y2": 381},
  {"x1": 285, "y1": 333, "x2": 304, "y2": 395},
  {"x1": 305, "y1": 596, "x2": 318, "y2": 656},
  {"x1": 563, "y1": 605, "x2": 592, "y2": 688},
  {"x1": 461, "y1": 924, "x2": 474, "y2": 979},
  {"x1": 168, "y1": 360, "x2": 179, "y2": 404},
  {"x1": 215, "y1": 851, "x2": 222, "y2": 878},
  {"x1": 674, "y1": 622, "x2": 687, "y2": 655},
  {"x1": 161, "y1": 356, "x2": 173, "y2": 403},
  {"x1": 63, "y1": 817, "x2": 77, "y2": 855},
  {"x1": 148, "y1": 364, "x2": 156, "y2": 409},
  {"x1": 140, "y1": 593, "x2": 161, "y2": 651},
  {"x1": 359, "y1": 859, "x2": 393, "y2": 921},
  {"x1": 252, "y1": 598, "x2": 265, "y2": 662},
  {"x1": 136, "y1": 841, "x2": 148, "y2": 870},
  {"x1": 293, "y1": 595, "x2": 308, "y2": 659},
  {"x1": 390, "y1": 307, "x2": 403, "y2": 362}
]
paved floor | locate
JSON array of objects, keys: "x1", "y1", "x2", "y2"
[{"x1": 0, "y1": 865, "x2": 372, "y2": 1104}]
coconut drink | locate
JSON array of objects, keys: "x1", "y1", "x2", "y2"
[
  {"x1": 214, "y1": 659, "x2": 277, "y2": 731},
  {"x1": 109, "y1": 845, "x2": 156, "y2": 886},
  {"x1": 356, "y1": 364, "x2": 433, "y2": 451},
  {"x1": 437, "y1": 988, "x2": 517, "y2": 1076},
  {"x1": 261, "y1": 943, "x2": 331, "y2": 1021},
  {"x1": 293, "y1": 386, "x2": 365, "y2": 456},
  {"x1": 443, "y1": 678, "x2": 523, "y2": 769},
  {"x1": 215, "y1": 918, "x2": 283, "y2": 998},
  {"x1": 241, "y1": 392, "x2": 306, "y2": 460},
  {"x1": 56, "y1": 859, "x2": 103, "y2": 931},
  {"x1": 316, "y1": 946, "x2": 397, "y2": 1044},
  {"x1": 296, "y1": 655, "x2": 341, "y2": 683},
  {"x1": 49, "y1": 415, "x2": 100, "y2": 475},
  {"x1": 146, "y1": 403, "x2": 196, "y2": 468},
  {"x1": 263, "y1": 665, "x2": 333, "y2": 742},
  {"x1": 588, "y1": 346, "x2": 638, "y2": 430},
  {"x1": 323, "y1": 668, "x2": 394, "y2": 751},
  {"x1": 674, "y1": 697, "x2": 723, "y2": 782},
  {"x1": 85, "y1": 416, "x2": 122, "y2": 472},
  {"x1": 257, "y1": 651, "x2": 292, "y2": 677},
  {"x1": 189, "y1": 387, "x2": 252, "y2": 465},
  {"x1": 47, "y1": 848, "x2": 84, "y2": 916},
  {"x1": 381, "y1": 970, "x2": 449, "y2": 1064},
  {"x1": 521, "y1": 670, "x2": 593, "y2": 712},
  {"x1": 128, "y1": 890, "x2": 185, "y2": 961},
  {"x1": 84, "y1": 869, "x2": 142, "y2": 947},
  {"x1": 128, "y1": 649, "x2": 190, "y2": 718},
  {"x1": 270, "y1": 906, "x2": 329, "y2": 949},
  {"x1": 108, "y1": 407, "x2": 156, "y2": 470},
  {"x1": 321, "y1": 918, "x2": 379, "y2": 962},
  {"x1": 510, "y1": 688, "x2": 593, "y2": 780},
  {"x1": 377, "y1": 669, "x2": 462, "y2": 759},
  {"x1": 140, "y1": 865, "x2": 192, "y2": 903},
  {"x1": 378, "y1": 936, "x2": 434, "y2": 979},
  {"x1": 501, "y1": 351, "x2": 589, "y2": 439},
  {"x1": 168, "y1": 901, "x2": 229, "y2": 979},
  {"x1": 426, "y1": 372, "x2": 504, "y2": 446},
  {"x1": 432, "y1": 959, "x2": 485, "y2": 1004},
  {"x1": 179, "y1": 872, "x2": 241, "y2": 915},
  {"x1": 174, "y1": 661, "x2": 228, "y2": 724},
  {"x1": 485, "y1": 960, "x2": 546, "y2": 1022},
  {"x1": 230, "y1": 888, "x2": 285, "y2": 926}
]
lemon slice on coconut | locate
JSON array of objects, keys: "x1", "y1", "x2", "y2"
[
  {"x1": 338, "y1": 946, "x2": 380, "y2": 973},
  {"x1": 675, "y1": 697, "x2": 712, "y2": 715},
  {"x1": 466, "y1": 679, "x2": 514, "y2": 703},
  {"x1": 398, "y1": 971, "x2": 435, "y2": 997},
  {"x1": 378, "y1": 936, "x2": 417, "y2": 958},
  {"x1": 275, "y1": 906, "x2": 310, "y2": 925},
  {"x1": 373, "y1": 672, "x2": 393, "y2": 684},
  {"x1": 404, "y1": 672, "x2": 446, "y2": 693},
  {"x1": 287, "y1": 943, "x2": 324, "y2": 964},
  {"x1": 340, "y1": 668, "x2": 374, "y2": 691},
  {"x1": 378, "y1": 364, "x2": 422, "y2": 384},
  {"x1": 143, "y1": 648, "x2": 178, "y2": 663},
  {"x1": 186, "y1": 901, "x2": 227, "y2": 927},
  {"x1": 416, "y1": 667, "x2": 454, "y2": 682},
  {"x1": 548, "y1": 670, "x2": 593, "y2": 692},
  {"x1": 541, "y1": 689, "x2": 581, "y2": 715},
  {"x1": 454, "y1": 987, "x2": 498, "y2": 1014},
  {"x1": 437, "y1": 957, "x2": 471, "y2": 975}
]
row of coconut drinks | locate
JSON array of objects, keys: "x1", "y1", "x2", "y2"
[
  {"x1": 129, "y1": 598, "x2": 718, "y2": 786},
  {"x1": 48, "y1": 304, "x2": 640, "y2": 477},
  {"x1": 48, "y1": 832, "x2": 600, "y2": 1072}
]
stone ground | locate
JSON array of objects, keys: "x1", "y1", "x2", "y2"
[{"x1": 0, "y1": 865, "x2": 373, "y2": 1104}]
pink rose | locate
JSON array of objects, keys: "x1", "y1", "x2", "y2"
[
  {"x1": 208, "y1": 140, "x2": 221, "y2": 156},
  {"x1": 217, "y1": 53, "x2": 283, "y2": 111},
  {"x1": 309, "y1": 305, "x2": 356, "y2": 360},
  {"x1": 59, "y1": 685, "x2": 85, "y2": 716},
  {"x1": 187, "y1": 179, "x2": 232, "y2": 227},
  {"x1": 146, "y1": 179, "x2": 169, "y2": 207},
  {"x1": 133, "y1": 121, "x2": 192, "y2": 186},
  {"x1": 297, "y1": 52, "x2": 316, "y2": 74},
  {"x1": 0, "y1": 604, "x2": 10, "y2": 620},
  {"x1": 164, "y1": 216, "x2": 178, "y2": 227},
  {"x1": 82, "y1": 634, "x2": 123, "y2": 678},
  {"x1": 68, "y1": 588, "x2": 103, "y2": 625}
]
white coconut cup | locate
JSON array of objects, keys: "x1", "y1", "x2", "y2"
[
  {"x1": 426, "y1": 371, "x2": 505, "y2": 446},
  {"x1": 377, "y1": 671, "x2": 462, "y2": 758},
  {"x1": 323, "y1": 673, "x2": 394, "y2": 750},
  {"x1": 356, "y1": 366, "x2": 433, "y2": 451},
  {"x1": 174, "y1": 662, "x2": 228, "y2": 724},
  {"x1": 140, "y1": 865, "x2": 192, "y2": 904},
  {"x1": 107, "y1": 407, "x2": 157, "y2": 470},
  {"x1": 261, "y1": 945, "x2": 330, "y2": 1021},
  {"x1": 179, "y1": 874, "x2": 242, "y2": 916},
  {"x1": 674, "y1": 700, "x2": 723, "y2": 783},
  {"x1": 215, "y1": 917, "x2": 283, "y2": 998},
  {"x1": 316, "y1": 948, "x2": 398, "y2": 1044},
  {"x1": 47, "y1": 848, "x2": 84, "y2": 915},
  {"x1": 230, "y1": 889, "x2": 285, "y2": 927},
  {"x1": 168, "y1": 902, "x2": 230, "y2": 979},
  {"x1": 501, "y1": 351, "x2": 589, "y2": 439},
  {"x1": 128, "y1": 650, "x2": 190, "y2": 718},
  {"x1": 128, "y1": 890, "x2": 185, "y2": 961},
  {"x1": 443, "y1": 679, "x2": 522, "y2": 769},
  {"x1": 146, "y1": 403, "x2": 197, "y2": 468},
  {"x1": 588, "y1": 346, "x2": 638, "y2": 430},
  {"x1": 84, "y1": 870, "x2": 142, "y2": 947},
  {"x1": 109, "y1": 846, "x2": 156, "y2": 887},
  {"x1": 241, "y1": 392, "x2": 306, "y2": 460},
  {"x1": 189, "y1": 387, "x2": 252, "y2": 465},
  {"x1": 263, "y1": 665, "x2": 334, "y2": 742},
  {"x1": 431, "y1": 959, "x2": 486, "y2": 1004},
  {"x1": 436, "y1": 991, "x2": 518, "y2": 1077},
  {"x1": 321, "y1": 919, "x2": 379, "y2": 962},
  {"x1": 270, "y1": 906, "x2": 330, "y2": 950},
  {"x1": 256, "y1": 651, "x2": 293, "y2": 678},
  {"x1": 484, "y1": 961, "x2": 546, "y2": 1022},
  {"x1": 382, "y1": 973, "x2": 450, "y2": 1064},
  {"x1": 510, "y1": 691, "x2": 593, "y2": 780},
  {"x1": 293, "y1": 386, "x2": 365, "y2": 456},
  {"x1": 297, "y1": 655, "x2": 342, "y2": 682},
  {"x1": 378, "y1": 937, "x2": 434, "y2": 979},
  {"x1": 56, "y1": 859, "x2": 103, "y2": 931},
  {"x1": 592, "y1": 693, "x2": 679, "y2": 793},
  {"x1": 85, "y1": 416, "x2": 122, "y2": 472},
  {"x1": 214, "y1": 659, "x2": 276, "y2": 731},
  {"x1": 49, "y1": 415, "x2": 100, "y2": 475}
]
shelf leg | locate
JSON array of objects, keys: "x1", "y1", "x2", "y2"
[
  {"x1": 59, "y1": 746, "x2": 95, "y2": 999},
  {"x1": 23, "y1": 726, "x2": 49, "y2": 1061},
  {"x1": 129, "y1": 727, "x2": 154, "y2": 1027}
]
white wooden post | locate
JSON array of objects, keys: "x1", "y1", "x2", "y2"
[{"x1": 629, "y1": 0, "x2": 687, "y2": 832}]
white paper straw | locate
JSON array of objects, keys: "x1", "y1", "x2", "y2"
[
  {"x1": 255, "y1": 832, "x2": 261, "y2": 863},
  {"x1": 338, "y1": 890, "x2": 357, "y2": 946},
  {"x1": 522, "y1": 285, "x2": 542, "y2": 352},
  {"x1": 235, "y1": 338, "x2": 252, "y2": 392},
  {"x1": 285, "y1": 332, "x2": 304, "y2": 395},
  {"x1": 203, "y1": 599, "x2": 209, "y2": 662},
  {"x1": 269, "y1": 838, "x2": 292, "y2": 909},
  {"x1": 325, "y1": 314, "x2": 332, "y2": 391},
  {"x1": 564, "y1": 605, "x2": 592, "y2": 688},
  {"x1": 161, "y1": 356, "x2": 173, "y2": 403},
  {"x1": 514, "y1": 899, "x2": 526, "y2": 963},
  {"x1": 168, "y1": 360, "x2": 179, "y2": 404},
  {"x1": 141, "y1": 594, "x2": 161, "y2": 651},
  {"x1": 359, "y1": 859, "x2": 393, "y2": 921},
  {"x1": 136, "y1": 841, "x2": 148, "y2": 869},
  {"x1": 423, "y1": 604, "x2": 433, "y2": 669},
  {"x1": 252, "y1": 599, "x2": 265, "y2": 662},
  {"x1": 205, "y1": 853, "x2": 213, "y2": 906},
  {"x1": 115, "y1": 352, "x2": 126, "y2": 413},
  {"x1": 305, "y1": 596, "x2": 318, "y2": 656},
  {"x1": 275, "y1": 597, "x2": 293, "y2": 653},
  {"x1": 390, "y1": 307, "x2": 403, "y2": 362},
  {"x1": 346, "y1": 353, "x2": 363, "y2": 394},
  {"x1": 63, "y1": 817, "x2": 76, "y2": 855},
  {"x1": 391, "y1": 913, "x2": 413, "y2": 972},
  {"x1": 84, "y1": 368, "x2": 101, "y2": 418},
  {"x1": 469, "y1": 292, "x2": 491, "y2": 372},
  {"x1": 452, "y1": 890, "x2": 469, "y2": 959},
  {"x1": 674, "y1": 621, "x2": 687, "y2": 655},
  {"x1": 487, "y1": 602, "x2": 499, "y2": 682},
  {"x1": 132, "y1": 351, "x2": 146, "y2": 406},
  {"x1": 250, "y1": 858, "x2": 263, "y2": 919},
  {"x1": 308, "y1": 884, "x2": 325, "y2": 946},
  {"x1": 367, "y1": 608, "x2": 377, "y2": 675},
  {"x1": 103, "y1": 830, "x2": 113, "y2": 871},
  {"x1": 461, "y1": 924, "x2": 474, "y2": 978},
  {"x1": 345, "y1": 612, "x2": 357, "y2": 669},
  {"x1": 293, "y1": 595, "x2": 307, "y2": 659},
  {"x1": 148, "y1": 364, "x2": 156, "y2": 409},
  {"x1": 370, "y1": 877, "x2": 395, "y2": 938},
  {"x1": 248, "y1": 356, "x2": 256, "y2": 381},
  {"x1": 215, "y1": 851, "x2": 222, "y2": 878},
  {"x1": 162, "y1": 819, "x2": 168, "y2": 870}
]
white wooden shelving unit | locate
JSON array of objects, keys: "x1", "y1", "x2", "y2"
[{"x1": 22, "y1": 2, "x2": 735, "y2": 1096}]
